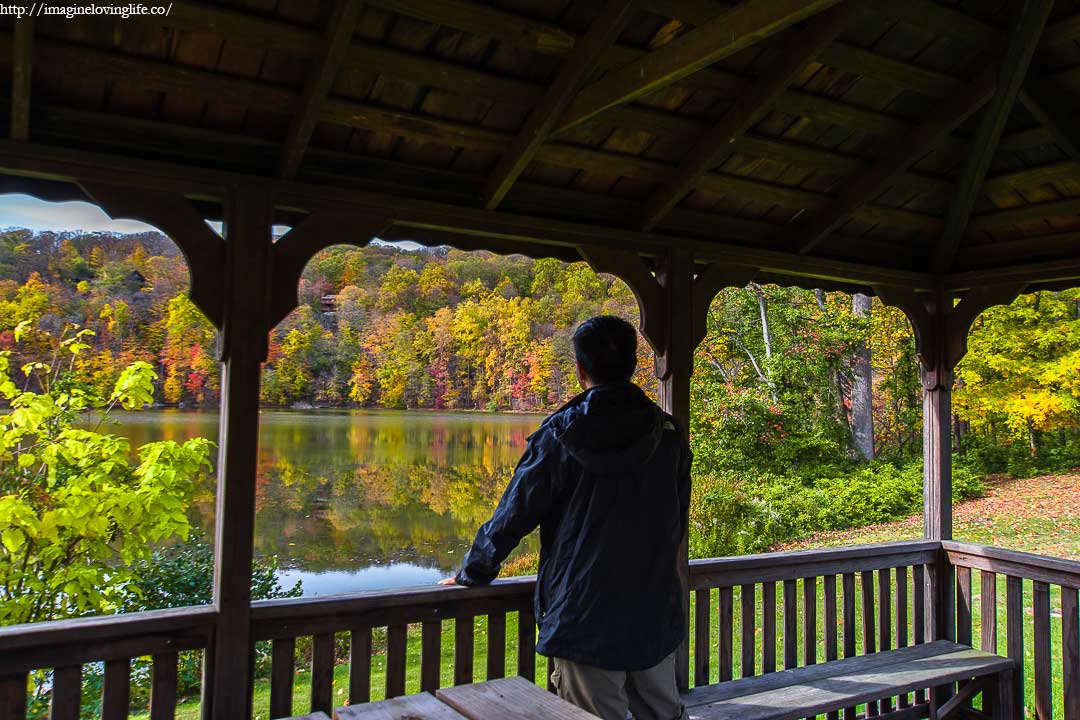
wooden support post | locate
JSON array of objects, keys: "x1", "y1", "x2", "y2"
[
  {"x1": 877, "y1": 282, "x2": 1023, "y2": 710},
  {"x1": 580, "y1": 246, "x2": 756, "y2": 690},
  {"x1": 206, "y1": 186, "x2": 274, "y2": 720}
]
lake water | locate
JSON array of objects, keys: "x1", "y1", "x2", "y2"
[{"x1": 108, "y1": 409, "x2": 542, "y2": 596}]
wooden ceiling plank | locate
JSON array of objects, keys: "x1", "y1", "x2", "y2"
[
  {"x1": 932, "y1": 0, "x2": 1054, "y2": 275},
  {"x1": 791, "y1": 65, "x2": 998, "y2": 255},
  {"x1": 278, "y1": 0, "x2": 364, "y2": 179},
  {"x1": 817, "y1": 42, "x2": 963, "y2": 97},
  {"x1": 983, "y1": 160, "x2": 1080, "y2": 195},
  {"x1": 639, "y1": 3, "x2": 853, "y2": 230},
  {"x1": 867, "y1": 0, "x2": 1005, "y2": 48},
  {"x1": 970, "y1": 197, "x2": 1080, "y2": 229},
  {"x1": 555, "y1": 0, "x2": 842, "y2": 134},
  {"x1": 481, "y1": 0, "x2": 634, "y2": 210},
  {"x1": 364, "y1": 0, "x2": 576, "y2": 55},
  {"x1": 10, "y1": 17, "x2": 32, "y2": 141},
  {"x1": 1019, "y1": 80, "x2": 1080, "y2": 163},
  {"x1": 640, "y1": 0, "x2": 968, "y2": 98}
]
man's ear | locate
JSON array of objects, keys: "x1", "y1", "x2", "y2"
[{"x1": 575, "y1": 359, "x2": 588, "y2": 390}]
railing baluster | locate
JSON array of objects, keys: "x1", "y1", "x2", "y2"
[
  {"x1": 487, "y1": 612, "x2": 506, "y2": 680},
  {"x1": 51, "y1": 665, "x2": 82, "y2": 720},
  {"x1": 860, "y1": 570, "x2": 878, "y2": 716},
  {"x1": 802, "y1": 576, "x2": 818, "y2": 720},
  {"x1": 694, "y1": 588, "x2": 711, "y2": 686},
  {"x1": 150, "y1": 653, "x2": 177, "y2": 720},
  {"x1": 1006, "y1": 576, "x2": 1025, "y2": 720},
  {"x1": 270, "y1": 638, "x2": 296, "y2": 718},
  {"x1": 877, "y1": 568, "x2": 892, "y2": 714},
  {"x1": 842, "y1": 572, "x2": 856, "y2": 720},
  {"x1": 823, "y1": 574, "x2": 839, "y2": 720},
  {"x1": 349, "y1": 626, "x2": 372, "y2": 705},
  {"x1": 956, "y1": 566, "x2": 973, "y2": 647},
  {"x1": 784, "y1": 579, "x2": 798, "y2": 671},
  {"x1": 102, "y1": 659, "x2": 130, "y2": 720},
  {"x1": 421, "y1": 621, "x2": 442, "y2": 693},
  {"x1": 518, "y1": 608, "x2": 536, "y2": 681},
  {"x1": 455, "y1": 617, "x2": 474, "y2": 686},
  {"x1": 895, "y1": 567, "x2": 909, "y2": 709},
  {"x1": 1033, "y1": 581, "x2": 1052, "y2": 720},
  {"x1": 386, "y1": 624, "x2": 408, "y2": 698},
  {"x1": 763, "y1": 581, "x2": 776, "y2": 674},
  {"x1": 803, "y1": 576, "x2": 817, "y2": 668},
  {"x1": 310, "y1": 633, "x2": 334, "y2": 713},
  {"x1": 1063, "y1": 586, "x2": 1079, "y2": 720},
  {"x1": 740, "y1": 583, "x2": 756, "y2": 678},
  {"x1": 1, "y1": 672, "x2": 28, "y2": 720},
  {"x1": 913, "y1": 564, "x2": 927, "y2": 706},
  {"x1": 981, "y1": 572, "x2": 997, "y2": 654},
  {"x1": 718, "y1": 586, "x2": 733, "y2": 683}
]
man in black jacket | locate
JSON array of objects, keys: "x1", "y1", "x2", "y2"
[{"x1": 441, "y1": 315, "x2": 691, "y2": 720}]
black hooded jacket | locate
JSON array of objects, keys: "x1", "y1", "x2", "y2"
[{"x1": 455, "y1": 382, "x2": 691, "y2": 671}]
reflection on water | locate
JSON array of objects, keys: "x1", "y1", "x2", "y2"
[{"x1": 108, "y1": 409, "x2": 541, "y2": 595}]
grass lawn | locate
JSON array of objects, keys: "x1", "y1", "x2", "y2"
[{"x1": 130, "y1": 473, "x2": 1078, "y2": 719}]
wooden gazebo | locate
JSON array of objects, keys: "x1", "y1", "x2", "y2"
[{"x1": 1, "y1": 0, "x2": 1079, "y2": 718}]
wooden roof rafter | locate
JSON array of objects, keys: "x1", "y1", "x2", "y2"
[
  {"x1": 553, "y1": 0, "x2": 844, "y2": 134},
  {"x1": 639, "y1": 3, "x2": 854, "y2": 230},
  {"x1": 791, "y1": 66, "x2": 999, "y2": 255},
  {"x1": 10, "y1": 15, "x2": 31, "y2": 141},
  {"x1": 932, "y1": 0, "x2": 1054, "y2": 275},
  {"x1": 480, "y1": 0, "x2": 634, "y2": 210},
  {"x1": 278, "y1": 0, "x2": 364, "y2": 179}
]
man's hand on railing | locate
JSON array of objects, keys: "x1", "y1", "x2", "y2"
[{"x1": 438, "y1": 576, "x2": 458, "y2": 586}]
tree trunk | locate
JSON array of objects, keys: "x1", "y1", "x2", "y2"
[
  {"x1": 851, "y1": 293, "x2": 874, "y2": 461},
  {"x1": 750, "y1": 283, "x2": 773, "y2": 360}
]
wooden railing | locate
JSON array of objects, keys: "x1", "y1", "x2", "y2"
[
  {"x1": 0, "y1": 606, "x2": 215, "y2": 720},
  {"x1": 943, "y1": 541, "x2": 1080, "y2": 719},
  {"x1": 249, "y1": 578, "x2": 538, "y2": 716},
  {"x1": 1, "y1": 540, "x2": 1076, "y2": 719},
  {"x1": 687, "y1": 540, "x2": 941, "y2": 719}
]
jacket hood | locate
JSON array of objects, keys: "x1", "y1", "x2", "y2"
[{"x1": 548, "y1": 382, "x2": 665, "y2": 473}]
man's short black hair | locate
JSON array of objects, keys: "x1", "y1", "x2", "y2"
[{"x1": 572, "y1": 315, "x2": 637, "y2": 385}]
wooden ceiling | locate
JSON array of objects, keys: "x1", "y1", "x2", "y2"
[{"x1": 2, "y1": 0, "x2": 1080, "y2": 292}]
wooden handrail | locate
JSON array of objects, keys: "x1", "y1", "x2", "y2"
[
  {"x1": 689, "y1": 540, "x2": 940, "y2": 589},
  {"x1": 0, "y1": 604, "x2": 217, "y2": 652},
  {"x1": 943, "y1": 540, "x2": 1080, "y2": 588}
]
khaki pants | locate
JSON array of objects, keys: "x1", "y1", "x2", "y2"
[{"x1": 550, "y1": 652, "x2": 689, "y2": 720}]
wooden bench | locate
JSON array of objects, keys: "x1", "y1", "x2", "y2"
[
  {"x1": 335, "y1": 676, "x2": 598, "y2": 719},
  {"x1": 683, "y1": 641, "x2": 1013, "y2": 720}
]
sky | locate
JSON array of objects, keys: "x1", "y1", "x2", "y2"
[
  {"x1": 0, "y1": 194, "x2": 161, "y2": 234},
  {"x1": 0, "y1": 193, "x2": 422, "y2": 247}
]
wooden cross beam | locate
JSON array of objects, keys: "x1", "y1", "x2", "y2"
[
  {"x1": 10, "y1": 17, "x2": 32, "y2": 141},
  {"x1": 639, "y1": 3, "x2": 853, "y2": 230},
  {"x1": 791, "y1": 65, "x2": 998, "y2": 255},
  {"x1": 480, "y1": 0, "x2": 633, "y2": 210},
  {"x1": 278, "y1": 0, "x2": 364, "y2": 179},
  {"x1": 554, "y1": 0, "x2": 842, "y2": 134},
  {"x1": 932, "y1": 0, "x2": 1054, "y2": 275}
]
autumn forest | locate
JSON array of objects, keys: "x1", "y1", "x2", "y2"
[{"x1": 2, "y1": 227, "x2": 1080, "y2": 480}]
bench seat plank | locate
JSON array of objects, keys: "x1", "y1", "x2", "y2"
[
  {"x1": 685, "y1": 641, "x2": 1011, "y2": 720},
  {"x1": 438, "y1": 676, "x2": 598, "y2": 719},
  {"x1": 334, "y1": 692, "x2": 468, "y2": 719}
]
